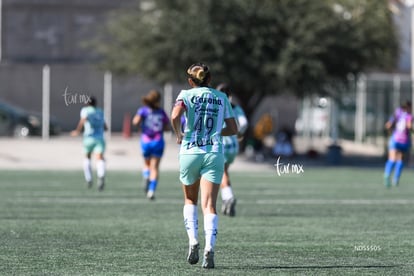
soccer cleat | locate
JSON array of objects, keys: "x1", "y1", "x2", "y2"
[
  {"x1": 221, "y1": 200, "x2": 228, "y2": 215},
  {"x1": 98, "y1": 177, "x2": 105, "y2": 191},
  {"x1": 143, "y1": 178, "x2": 150, "y2": 193},
  {"x1": 142, "y1": 170, "x2": 150, "y2": 193},
  {"x1": 87, "y1": 180, "x2": 93, "y2": 189},
  {"x1": 392, "y1": 179, "x2": 399, "y2": 187},
  {"x1": 202, "y1": 250, "x2": 214, "y2": 269},
  {"x1": 146, "y1": 190, "x2": 155, "y2": 200},
  {"x1": 222, "y1": 198, "x2": 237, "y2": 216},
  {"x1": 187, "y1": 243, "x2": 200, "y2": 265},
  {"x1": 228, "y1": 198, "x2": 237, "y2": 217},
  {"x1": 384, "y1": 176, "x2": 391, "y2": 188}
]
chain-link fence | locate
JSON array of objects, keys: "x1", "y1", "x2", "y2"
[{"x1": 296, "y1": 73, "x2": 412, "y2": 152}]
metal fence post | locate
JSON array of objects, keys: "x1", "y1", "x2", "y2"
[
  {"x1": 104, "y1": 71, "x2": 112, "y2": 140},
  {"x1": 393, "y1": 75, "x2": 401, "y2": 109},
  {"x1": 42, "y1": 65, "x2": 50, "y2": 140},
  {"x1": 163, "y1": 82, "x2": 173, "y2": 118},
  {"x1": 355, "y1": 74, "x2": 367, "y2": 143}
]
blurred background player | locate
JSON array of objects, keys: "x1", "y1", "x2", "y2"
[
  {"x1": 273, "y1": 125, "x2": 294, "y2": 158},
  {"x1": 171, "y1": 63, "x2": 237, "y2": 268},
  {"x1": 384, "y1": 101, "x2": 412, "y2": 188},
  {"x1": 216, "y1": 83, "x2": 248, "y2": 217},
  {"x1": 132, "y1": 89, "x2": 170, "y2": 200},
  {"x1": 252, "y1": 113, "x2": 273, "y2": 161},
  {"x1": 71, "y1": 96, "x2": 107, "y2": 191}
]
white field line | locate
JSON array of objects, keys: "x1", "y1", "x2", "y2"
[
  {"x1": 12, "y1": 197, "x2": 182, "y2": 205},
  {"x1": 256, "y1": 199, "x2": 414, "y2": 205},
  {"x1": 8, "y1": 197, "x2": 414, "y2": 205}
]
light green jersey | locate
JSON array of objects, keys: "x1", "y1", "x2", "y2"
[
  {"x1": 223, "y1": 105, "x2": 248, "y2": 156},
  {"x1": 176, "y1": 87, "x2": 234, "y2": 154},
  {"x1": 80, "y1": 106, "x2": 105, "y2": 139}
]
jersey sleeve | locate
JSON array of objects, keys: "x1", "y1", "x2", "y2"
[
  {"x1": 235, "y1": 106, "x2": 248, "y2": 134},
  {"x1": 137, "y1": 107, "x2": 145, "y2": 116},
  {"x1": 175, "y1": 90, "x2": 188, "y2": 110},
  {"x1": 80, "y1": 107, "x2": 88, "y2": 119}
]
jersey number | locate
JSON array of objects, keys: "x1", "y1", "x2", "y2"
[
  {"x1": 145, "y1": 114, "x2": 163, "y2": 132},
  {"x1": 194, "y1": 117, "x2": 214, "y2": 134}
]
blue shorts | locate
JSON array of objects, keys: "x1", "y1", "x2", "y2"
[
  {"x1": 179, "y1": 153, "x2": 224, "y2": 185},
  {"x1": 141, "y1": 139, "x2": 165, "y2": 158},
  {"x1": 388, "y1": 138, "x2": 410, "y2": 152}
]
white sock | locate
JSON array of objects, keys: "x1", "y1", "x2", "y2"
[
  {"x1": 96, "y1": 160, "x2": 105, "y2": 178},
  {"x1": 204, "y1": 213, "x2": 218, "y2": 252},
  {"x1": 183, "y1": 204, "x2": 198, "y2": 245},
  {"x1": 83, "y1": 158, "x2": 92, "y2": 182},
  {"x1": 221, "y1": 186, "x2": 234, "y2": 201}
]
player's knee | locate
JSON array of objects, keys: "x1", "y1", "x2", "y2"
[{"x1": 96, "y1": 153, "x2": 104, "y2": 160}]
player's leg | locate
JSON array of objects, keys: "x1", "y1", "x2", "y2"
[
  {"x1": 82, "y1": 138, "x2": 94, "y2": 188},
  {"x1": 84, "y1": 153, "x2": 93, "y2": 188},
  {"x1": 182, "y1": 179, "x2": 201, "y2": 264},
  {"x1": 384, "y1": 139, "x2": 397, "y2": 188},
  {"x1": 180, "y1": 154, "x2": 202, "y2": 265},
  {"x1": 199, "y1": 153, "x2": 224, "y2": 269},
  {"x1": 140, "y1": 140, "x2": 151, "y2": 192},
  {"x1": 393, "y1": 148, "x2": 406, "y2": 186},
  {"x1": 220, "y1": 162, "x2": 236, "y2": 216},
  {"x1": 146, "y1": 140, "x2": 165, "y2": 200},
  {"x1": 95, "y1": 138, "x2": 106, "y2": 191},
  {"x1": 146, "y1": 157, "x2": 161, "y2": 200},
  {"x1": 141, "y1": 157, "x2": 151, "y2": 193},
  {"x1": 221, "y1": 145, "x2": 238, "y2": 216},
  {"x1": 200, "y1": 177, "x2": 220, "y2": 269}
]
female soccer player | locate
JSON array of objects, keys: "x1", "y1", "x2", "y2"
[
  {"x1": 171, "y1": 63, "x2": 238, "y2": 269},
  {"x1": 384, "y1": 101, "x2": 412, "y2": 187},
  {"x1": 71, "y1": 96, "x2": 107, "y2": 191},
  {"x1": 216, "y1": 83, "x2": 248, "y2": 217},
  {"x1": 132, "y1": 89, "x2": 170, "y2": 200}
]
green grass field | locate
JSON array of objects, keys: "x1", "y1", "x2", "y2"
[{"x1": 1, "y1": 168, "x2": 414, "y2": 275}]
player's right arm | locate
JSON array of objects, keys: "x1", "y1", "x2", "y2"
[
  {"x1": 70, "y1": 118, "x2": 87, "y2": 136},
  {"x1": 71, "y1": 108, "x2": 88, "y2": 136},
  {"x1": 132, "y1": 114, "x2": 142, "y2": 126},
  {"x1": 171, "y1": 100, "x2": 186, "y2": 144}
]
